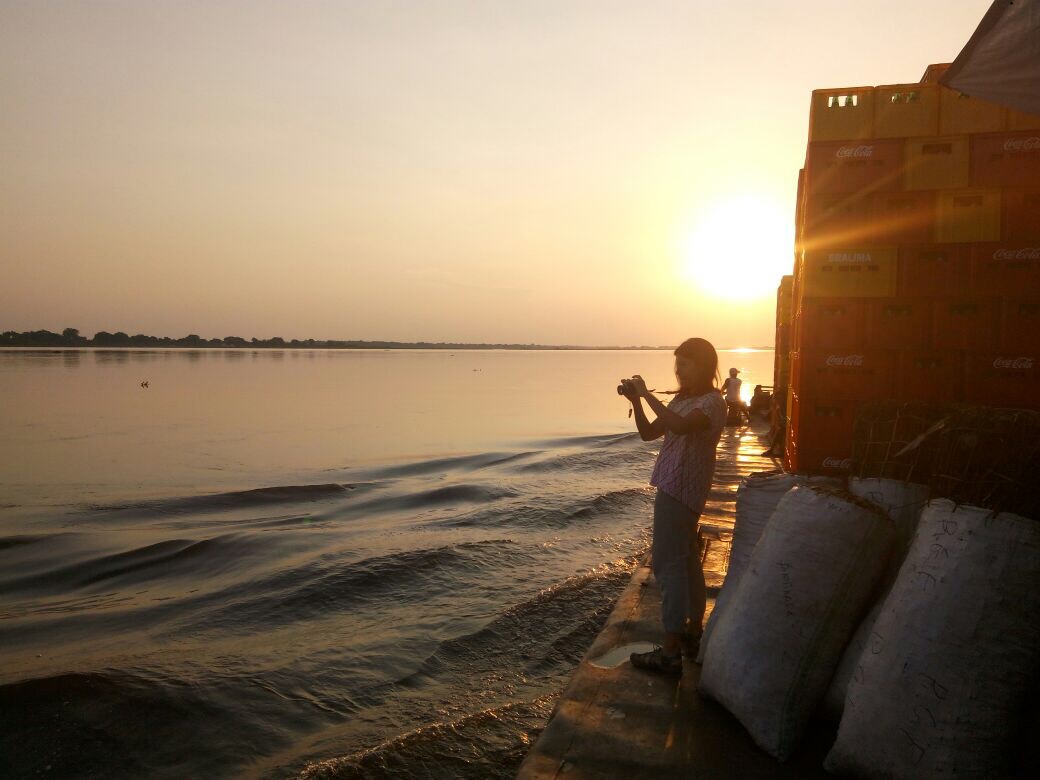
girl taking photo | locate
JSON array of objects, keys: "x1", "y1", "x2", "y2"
[{"x1": 619, "y1": 337, "x2": 727, "y2": 676}]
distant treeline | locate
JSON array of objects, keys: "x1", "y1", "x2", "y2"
[{"x1": 0, "y1": 328, "x2": 668, "y2": 351}]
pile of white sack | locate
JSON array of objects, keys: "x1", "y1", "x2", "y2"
[{"x1": 696, "y1": 471, "x2": 1040, "y2": 778}]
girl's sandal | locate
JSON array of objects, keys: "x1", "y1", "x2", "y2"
[{"x1": 629, "y1": 646, "x2": 683, "y2": 676}]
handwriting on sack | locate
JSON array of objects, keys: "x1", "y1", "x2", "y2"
[
  {"x1": 897, "y1": 515, "x2": 957, "y2": 766},
  {"x1": 776, "y1": 562, "x2": 795, "y2": 617}
]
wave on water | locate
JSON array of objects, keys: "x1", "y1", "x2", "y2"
[
  {"x1": 0, "y1": 669, "x2": 297, "y2": 780},
  {"x1": 71, "y1": 430, "x2": 649, "y2": 525},
  {"x1": 430, "y1": 485, "x2": 652, "y2": 530},
  {"x1": 297, "y1": 694, "x2": 558, "y2": 780},
  {"x1": 348, "y1": 484, "x2": 519, "y2": 513},
  {"x1": 0, "y1": 428, "x2": 664, "y2": 778},
  {"x1": 283, "y1": 556, "x2": 645, "y2": 779},
  {"x1": 400, "y1": 557, "x2": 640, "y2": 685},
  {"x1": 1, "y1": 533, "x2": 266, "y2": 596},
  {"x1": 164, "y1": 538, "x2": 535, "y2": 637},
  {"x1": 85, "y1": 482, "x2": 366, "y2": 516},
  {"x1": 0, "y1": 534, "x2": 49, "y2": 551},
  {"x1": 563, "y1": 486, "x2": 653, "y2": 520},
  {"x1": 350, "y1": 450, "x2": 544, "y2": 479},
  {"x1": 529, "y1": 431, "x2": 638, "y2": 449}
]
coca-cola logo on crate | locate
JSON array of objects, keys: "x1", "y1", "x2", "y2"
[
  {"x1": 992, "y1": 357, "x2": 1035, "y2": 370},
  {"x1": 822, "y1": 457, "x2": 852, "y2": 470},
  {"x1": 993, "y1": 248, "x2": 1040, "y2": 261},
  {"x1": 825, "y1": 354, "x2": 865, "y2": 367},
  {"x1": 1003, "y1": 137, "x2": 1040, "y2": 153},
  {"x1": 836, "y1": 145, "x2": 874, "y2": 159}
]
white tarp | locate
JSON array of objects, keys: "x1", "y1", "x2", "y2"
[{"x1": 941, "y1": 0, "x2": 1040, "y2": 116}]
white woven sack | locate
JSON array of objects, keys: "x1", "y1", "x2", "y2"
[
  {"x1": 696, "y1": 471, "x2": 839, "y2": 663},
  {"x1": 822, "y1": 478, "x2": 928, "y2": 719},
  {"x1": 698, "y1": 485, "x2": 893, "y2": 760},
  {"x1": 849, "y1": 477, "x2": 930, "y2": 560},
  {"x1": 825, "y1": 499, "x2": 1040, "y2": 779}
]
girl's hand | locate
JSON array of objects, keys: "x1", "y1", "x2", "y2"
[
  {"x1": 629, "y1": 375, "x2": 649, "y2": 397},
  {"x1": 619, "y1": 379, "x2": 639, "y2": 401}
]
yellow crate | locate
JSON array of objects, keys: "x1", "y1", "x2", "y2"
[
  {"x1": 791, "y1": 254, "x2": 805, "y2": 345},
  {"x1": 1008, "y1": 107, "x2": 1040, "y2": 131},
  {"x1": 801, "y1": 248, "x2": 898, "y2": 298},
  {"x1": 904, "y1": 135, "x2": 969, "y2": 191},
  {"x1": 875, "y1": 84, "x2": 939, "y2": 138},
  {"x1": 809, "y1": 88, "x2": 875, "y2": 142},
  {"x1": 778, "y1": 278, "x2": 794, "y2": 316},
  {"x1": 935, "y1": 189, "x2": 1001, "y2": 243},
  {"x1": 939, "y1": 87, "x2": 1006, "y2": 134}
]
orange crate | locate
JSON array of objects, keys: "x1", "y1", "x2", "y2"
[
  {"x1": 1000, "y1": 300, "x2": 1040, "y2": 354},
  {"x1": 805, "y1": 139, "x2": 903, "y2": 195},
  {"x1": 793, "y1": 448, "x2": 854, "y2": 475},
  {"x1": 1008, "y1": 108, "x2": 1040, "y2": 131},
  {"x1": 777, "y1": 275, "x2": 795, "y2": 324},
  {"x1": 875, "y1": 84, "x2": 939, "y2": 138},
  {"x1": 935, "y1": 189, "x2": 1001, "y2": 243},
  {"x1": 904, "y1": 135, "x2": 970, "y2": 191},
  {"x1": 791, "y1": 396, "x2": 858, "y2": 451},
  {"x1": 964, "y1": 354, "x2": 1040, "y2": 410},
  {"x1": 939, "y1": 87, "x2": 1005, "y2": 135},
  {"x1": 932, "y1": 298, "x2": 1000, "y2": 351},
  {"x1": 797, "y1": 298, "x2": 866, "y2": 352},
  {"x1": 803, "y1": 192, "x2": 877, "y2": 249},
  {"x1": 1003, "y1": 189, "x2": 1040, "y2": 241},
  {"x1": 775, "y1": 350, "x2": 792, "y2": 387},
  {"x1": 809, "y1": 87, "x2": 875, "y2": 142},
  {"x1": 873, "y1": 191, "x2": 936, "y2": 245},
  {"x1": 802, "y1": 247, "x2": 898, "y2": 298},
  {"x1": 865, "y1": 298, "x2": 931, "y2": 350},
  {"x1": 796, "y1": 349, "x2": 896, "y2": 401},
  {"x1": 786, "y1": 395, "x2": 855, "y2": 475},
  {"x1": 898, "y1": 244, "x2": 972, "y2": 298},
  {"x1": 795, "y1": 168, "x2": 807, "y2": 251},
  {"x1": 972, "y1": 131, "x2": 1040, "y2": 188},
  {"x1": 971, "y1": 243, "x2": 1040, "y2": 297},
  {"x1": 896, "y1": 350, "x2": 964, "y2": 403}
]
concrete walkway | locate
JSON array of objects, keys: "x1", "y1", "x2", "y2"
[{"x1": 517, "y1": 422, "x2": 835, "y2": 779}]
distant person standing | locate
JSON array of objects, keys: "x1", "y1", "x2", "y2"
[
  {"x1": 618, "y1": 338, "x2": 727, "y2": 675},
  {"x1": 722, "y1": 367, "x2": 749, "y2": 424},
  {"x1": 722, "y1": 367, "x2": 742, "y2": 404}
]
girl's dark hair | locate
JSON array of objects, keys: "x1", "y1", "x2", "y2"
[{"x1": 673, "y1": 337, "x2": 720, "y2": 395}]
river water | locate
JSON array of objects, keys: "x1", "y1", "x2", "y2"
[{"x1": 0, "y1": 347, "x2": 774, "y2": 778}]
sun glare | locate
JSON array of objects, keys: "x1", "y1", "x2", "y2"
[{"x1": 679, "y1": 193, "x2": 794, "y2": 301}]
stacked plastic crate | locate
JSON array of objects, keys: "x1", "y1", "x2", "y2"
[
  {"x1": 774, "y1": 275, "x2": 794, "y2": 391},
  {"x1": 785, "y1": 64, "x2": 1040, "y2": 475}
]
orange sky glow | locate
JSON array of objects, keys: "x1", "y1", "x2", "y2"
[{"x1": 1, "y1": 1, "x2": 992, "y2": 347}]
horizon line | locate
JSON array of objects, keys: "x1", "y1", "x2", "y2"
[{"x1": 1, "y1": 328, "x2": 773, "y2": 352}]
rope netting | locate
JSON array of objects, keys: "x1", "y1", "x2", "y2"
[
  {"x1": 852, "y1": 400, "x2": 1040, "y2": 518},
  {"x1": 852, "y1": 401, "x2": 956, "y2": 484}
]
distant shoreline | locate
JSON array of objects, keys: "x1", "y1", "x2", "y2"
[
  {"x1": 0, "y1": 330, "x2": 772, "y2": 351},
  {"x1": 0, "y1": 344, "x2": 773, "y2": 352}
]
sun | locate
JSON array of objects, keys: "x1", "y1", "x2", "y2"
[{"x1": 678, "y1": 193, "x2": 794, "y2": 300}]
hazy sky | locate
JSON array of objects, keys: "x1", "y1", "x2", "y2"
[{"x1": 2, "y1": 1, "x2": 992, "y2": 346}]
